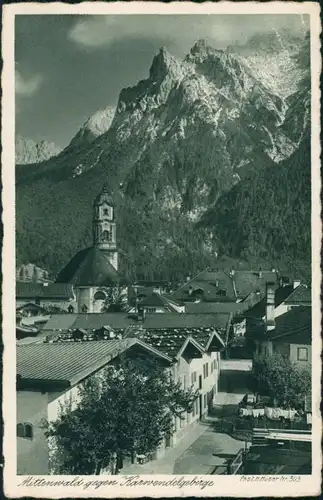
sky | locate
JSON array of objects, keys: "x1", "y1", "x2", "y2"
[{"x1": 15, "y1": 14, "x2": 308, "y2": 149}]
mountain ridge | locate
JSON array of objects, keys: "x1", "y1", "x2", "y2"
[{"x1": 16, "y1": 33, "x2": 311, "y2": 282}]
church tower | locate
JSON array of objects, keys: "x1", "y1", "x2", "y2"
[{"x1": 93, "y1": 185, "x2": 118, "y2": 270}]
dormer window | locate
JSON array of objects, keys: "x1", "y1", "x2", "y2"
[
  {"x1": 103, "y1": 208, "x2": 109, "y2": 216},
  {"x1": 217, "y1": 289, "x2": 227, "y2": 297}
]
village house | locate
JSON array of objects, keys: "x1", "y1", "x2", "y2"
[
  {"x1": 17, "y1": 312, "x2": 226, "y2": 475},
  {"x1": 255, "y1": 306, "x2": 312, "y2": 366},
  {"x1": 244, "y1": 282, "x2": 311, "y2": 342},
  {"x1": 127, "y1": 287, "x2": 185, "y2": 314},
  {"x1": 171, "y1": 268, "x2": 281, "y2": 305},
  {"x1": 248, "y1": 281, "x2": 312, "y2": 367},
  {"x1": 16, "y1": 282, "x2": 76, "y2": 311},
  {"x1": 16, "y1": 338, "x2": 172, "y2": 475}
]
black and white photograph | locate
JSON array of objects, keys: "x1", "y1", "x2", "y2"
[{"x1": 2, "y1": 1, "x2": 321, "y2": 497}]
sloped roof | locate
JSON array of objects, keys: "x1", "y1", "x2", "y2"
[
  {"x1": 267, "y1": 306, "x2": 312, "y2": 345},
  {"x1": 17, "y1": 338, "x2": 171, "y2": 388},
  {"x1": 138, "y1": 292, "x2": 178, "y2": 311},
  {"x1": 185, "y1": 302, "x2": 247, "y2": 315},
  {"x1": 233, "y1": 270, "x2": 279, "y2": 299},
  {"x1": 43, "y1": 312, "x2": 135, "y2": 331},
  {"x1": 143, "y1": 313, "x2": 231, "y2": 330},
  {"x1": 172, "y1": 268, "x2": 280, "y2": 303},
  {"x1": 126, "y1": 327, "x2": 225, "y2": 359},
  {"x1": 16, "y1": 282, "x2": 74, "y2": 300},
  {"x1": 284, "y1": 285, "x2": 311, "y2": 305},
  {"x1": 16, "y1": 282, "x2": 43, "y2": 298},
  {"x1": 56, "y1": 246, "x2": 119, "y2": 286},
  {"x1": 244, "y1": 285, "x2": 294, "y2": 319}
]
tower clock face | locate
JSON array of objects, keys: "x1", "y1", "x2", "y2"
[{"x1": 102, "y1": 205, "x2": 112, "y2": 220}]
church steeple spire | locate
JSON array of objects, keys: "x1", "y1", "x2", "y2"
[{"x1": 93, "y1": 185, "x2": 118, "y2": 270}]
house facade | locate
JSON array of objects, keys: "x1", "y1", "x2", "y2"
[
  {"x1": 252, "y1": 299, "x2": 312, "y2": 368},
  {"x1": 17, "y1": 313, "x2": 225, "y2": 474}
]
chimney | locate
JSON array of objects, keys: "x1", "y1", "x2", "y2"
[
  {"x1": 230, "y1": 268, "x2": 235, "y2": 277},
  {"x1": 137, "y1": 305, "x2": 146, "y2": 322},
  {"x1": 265, "y1": 283, "x2": 275, "y2": 332},
  {"x1": 293, "y1": 279, "x2": 301, "y2": 289}
]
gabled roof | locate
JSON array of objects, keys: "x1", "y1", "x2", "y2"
[
  {"x1": 17, "y1": 338, "x2": 172, "y2": 389},
  {"x1": 171, "y1": 268, "x2": 280, "y2": 303},
  {"x1": 284, "y1": 285, "x2": 311, "y2": 305},
  {"x1": 127, "y1": 325, "x2": 224, "y2": 359},
  {"x1": 56, "y1": 246, "x2": 119, "y2": 287},
  {"x1": 17, "y1": 302, "x2": 45, "y2": 312},
  {"x1": 244, "y1": 285, "x2": 294, "y2": 319},
  {"x1": 267, "y1": 306, "x2": 311, "y2": 345}
]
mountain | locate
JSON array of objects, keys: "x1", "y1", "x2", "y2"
[
  {"x1": 228, "y1": 29, "x2": 310, "y2": 98},
  {"x1": 198, "y1": 129, "x2": 311, "y2": 281},
  {"x1": 16, "y1": 34, "x2": 311, "y2": 281},
  {"x1": 15, "y1": 135, "x2": 61, "y2": 165},
  {"x1": 65, "y1": 106, "x2": 116, "y2": 154}
]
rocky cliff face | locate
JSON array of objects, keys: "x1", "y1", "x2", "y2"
[
  {"x1": 16, "y1": 135, "x2": 60, "y2": 165},
  {"x1": 66, "y1": 106, "x2": 116, "y2": 153},
  {"x1": 16, "y1": 33, "x2": 311, "y2": 280}
]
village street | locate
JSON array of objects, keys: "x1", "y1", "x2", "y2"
[{"x1": 120, "y1": 359, "x2": 252, "y2": 475}]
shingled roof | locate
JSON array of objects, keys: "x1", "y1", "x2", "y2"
[
  {"x1": 284, "y1": 285, "x2": 311, "y2": 305},
  {"x1": 17, "y1": 338, "x2": 172, "y2": 389},
  {"x1": 56, "y1": 246, "x2": 119, "y2": 287}
]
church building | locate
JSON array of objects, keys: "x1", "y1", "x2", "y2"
[{"x1": 56, "y1": 185, "x2": 123, "y2": 313}]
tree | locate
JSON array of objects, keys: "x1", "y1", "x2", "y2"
[
  {"x1": 251, "y1": 352, "x2": 311, "y2": 409},
  {"x1": 101, "y1": 286, "x2": 128, "y2": 312},
  {"x1": 45, "y1": 356, "x2": 198, "y2": 474}
]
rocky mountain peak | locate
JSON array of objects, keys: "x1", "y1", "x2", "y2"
[
  {"x1": 149, "y1": 46, "x2": 181, "y2": 82},
  {"x1": 15, "y1": 135, "x2": 60, "y2": 165},
  {"x1": 66, "y1": 106, "x2": 116, "y2": 151}
]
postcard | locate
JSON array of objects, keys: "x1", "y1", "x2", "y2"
[{"x1": 2, "y1": 1, "x2": 321, "y2": 497}]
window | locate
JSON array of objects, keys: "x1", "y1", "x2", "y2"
[
  {"x1": 203, "y1": 363, "x2": 209, "y2": 379},
  {"x1": 17, "y1": 423, "x2": 33, "y2": 440},
  {"x1": 183, "y1": 375, "x2": 187, "y2": 390},
  {"x1": 211, "y1": 362, "x2": 213, "y2": 374},
  {"x1": 297, "y1": 347, "x2": 308, "y2": 361},
  {"x1": 102, "y1": 230, "x2": 111, "y2": 242},
  {"x1": 204, "y1": 394, "x2": 207, "y2": 408},
  {"x1": 191, "y1": 371, "x2": 197, "y2": 385},
  {"x1": 103, "y1": 208, "x2": 109, "y2": 216},
  {"x1": 81, "y1": 304, "x2": 88, "y2": 313},
  {"x1": 216, "y1": 289, "x2": 227, "y2": 297},
  {"x1": 146, "y1": 307, "x2": 156, "y2": 313}
]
